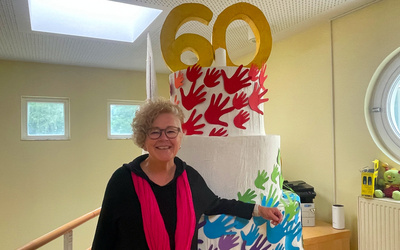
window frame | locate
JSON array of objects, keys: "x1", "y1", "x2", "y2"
[
  {"x1": 107, "y1": 99, "x2": 143, "y2": 140},
  {"x1": 21, "y1": 96, "x2": 70, "y2": 141},
  {"x1": 365, "y1": 47, "x2": 400, "y2": 164}
]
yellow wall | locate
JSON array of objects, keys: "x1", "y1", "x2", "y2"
[
  {"x1": 0, "y1": 60, "x2": 169, "y2": 249},
  {"x1": 262, "y1": 0, "x2": 400, "y2": 249},
  {"x1": 266, "y1": 21, "x2": 335, "y2": 218},
  {"x1": 2, "y1": 0, "x2": 400, "y2": 249}
]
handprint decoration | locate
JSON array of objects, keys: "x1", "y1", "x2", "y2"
[
  {"x1": 222, "y1": 65, "x2": 252, "y2": 95},
  {"x1": 170, "y1": 64, "x2": 270, "y2": 136},
  {"x1": 182, "y1": 109, "x2": 205, "y2": 135},
  {"x1": 186, "y1": 64, "x2": 203, "y2": 82},
  {"x1": 204, "y1": 93, "x2": 234, "y2": 127},
  {"x1": 180, "y1": 81, "x2": 207, "y2": 111},
  {"x1": 248, "y1": 64, "x2": 260, "y2": 82},
  {"x1": 249, "y1": 84, "x2": 269, "y2": 115},
  {"x1": 204, "y1": 68, "x2": 222, "y2": 88},
  {"x1": 234, "y1": 110, "x2": 250, "y2": 129}
]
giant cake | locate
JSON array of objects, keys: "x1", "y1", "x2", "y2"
[
  {"x1": 160, "y1": 3, "x2": 303, "y2": 249},
  {"x1": 170, "y1": 64, "x2": 303, "y2": 249}
]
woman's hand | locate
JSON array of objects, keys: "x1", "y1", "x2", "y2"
[{"x1": 258, "y1": 206, "x2": 283, "y2": 226}]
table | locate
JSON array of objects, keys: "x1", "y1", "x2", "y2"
[{"x1": 302, "y1": 220, "x2": 351, "y2": 250}]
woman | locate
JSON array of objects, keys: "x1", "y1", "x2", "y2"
[{"x1": 92, "y1": 98, "x2": 282, "y2": 250}]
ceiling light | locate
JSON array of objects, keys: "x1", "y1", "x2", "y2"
[{"x1": 28, "y1": 0, "x2": 162, "y2": 43}]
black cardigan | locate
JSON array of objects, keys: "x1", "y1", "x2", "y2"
[{"x1": 92, "y1": 154, "x2": 254, "y2": 250}]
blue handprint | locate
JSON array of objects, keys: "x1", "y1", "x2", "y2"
[
  {"x1": 240, "y1": 224, "x2": 260, "y2": 246},
  {"x1": 284, "y1": 220, "x2": 302, "y2": 250},
  {"x1": 253, "y1": 216, "x2": 267, "y2": 226},
  {"x1": 274, "y1": 243, "x2": 284, "y2": 250},
  {"x1": 203, "y1": 215, "x2": 237, "y2": 239},
  {"x1": 261, "y1": 185, "x2": 279, "y2": 208},
  {"x1": 265, "y1": 211, "x2": 288, "y2": 244},
  {"x1": 234, "y1": 216, "x2": 250, "y2": 229},
  {"x1": 266, "y1": 210, "x2": 302, "y2": 249}
]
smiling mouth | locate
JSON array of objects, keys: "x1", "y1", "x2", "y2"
[{"x1": 156, "y1": 146, "x2": 171, "y2": 150}]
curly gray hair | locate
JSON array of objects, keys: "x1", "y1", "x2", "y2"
[{"x1": 131, "y1": 98, "x2": 185, "y2": 148}]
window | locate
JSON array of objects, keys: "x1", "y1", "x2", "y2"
[
  {"x1": 365, "y1": 47, "x2": 400, "y2": 164},
  {"x1": 28, "y1": 0, "x2": 163, "y2": 43},
  {"x1": 21, "y1": 96, "x2": 70, "y2": 140},
  {"x1": 108, "y1": 100, "x2": 142, "y2": 139}
]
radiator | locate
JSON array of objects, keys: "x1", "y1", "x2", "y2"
[{"x1": 358, "y1": 197, "x2": 400, "y2": 250}]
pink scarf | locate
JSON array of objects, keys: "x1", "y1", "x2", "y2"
[{"x1": 131, "y1": 170, "x2": 196, "y2": 250}]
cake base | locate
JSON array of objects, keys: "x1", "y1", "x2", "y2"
[{"x1": 178, "y1": 135, "x2": 281, "y2": 200}]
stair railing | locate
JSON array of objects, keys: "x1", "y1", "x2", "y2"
[{"x1": 18, "y1": 207, "x2": 101, "y2": 250}]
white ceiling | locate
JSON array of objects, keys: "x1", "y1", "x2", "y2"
[{"x1": 0, "y1": 0, "x2": 379, "y2": 73}]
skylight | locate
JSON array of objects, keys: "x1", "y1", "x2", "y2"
[{"x1": 28, "y1": 0, "x2": 162, "y2": 43}]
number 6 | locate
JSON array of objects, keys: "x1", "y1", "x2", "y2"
[{"x1": 160, "y1": 3, "x2": 214, "y2": 72}]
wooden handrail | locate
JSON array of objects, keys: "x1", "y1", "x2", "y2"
[{"x1": 18, "y1": 207, "x2": 101, "y2": 250}]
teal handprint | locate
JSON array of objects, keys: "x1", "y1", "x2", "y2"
[
  {"x1": 271, "y1": 164, "x2": 279, "y2": 184},
  {"x1": 240, "y1": 224, "x2": 260, "y2": 246},
  {"x1": 203, "y1": 215, "x2": 237, "y2": 239},
  {"x1": 237, "y1": 189, "x2": 257, "y2": 204},
  {"x1": 254, "y1": 170, "x2": 269, "y2": 190}
]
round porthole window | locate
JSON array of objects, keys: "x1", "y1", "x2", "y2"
[{"x1": 365, "y1": 47, "x2": 400, "y2": 164}]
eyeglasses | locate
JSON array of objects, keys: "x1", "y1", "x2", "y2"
[{"x1": 147, "y1": 126, "x2": 181, "y2": 140}]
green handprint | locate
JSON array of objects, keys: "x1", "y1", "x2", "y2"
[
  {"x1": 260, "y1": 185, "x2": 279, "y2": 207},
  {"x1": 279, "y1": 172, "x2": 284, "y2": 189},
  {"x1": 281, "y1": 190, "x2": 299, "y2": 221},
  {"x1": 237, "y1": 188, "x2": 257, "y2": 204},
  {"x1": 271, "y1": 164, "x2": 279, "y2": 184},
  {"x1": 266, "y1": 184, "x2": 279, "y2": 206},
  {"x1": 254, "y1": 170, "x2": 269, "y2": 190}
]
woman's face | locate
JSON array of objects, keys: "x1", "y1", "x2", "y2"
[{"x1": 144, "y1": 113, "x2": 183, "y2": 164}]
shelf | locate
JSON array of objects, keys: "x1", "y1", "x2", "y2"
[{"x1": 302, "y1": 220, "x2": 351, "y2": 250}]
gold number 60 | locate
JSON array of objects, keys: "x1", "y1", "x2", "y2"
[{"x1": 160, "y1": 3, "x2": 272, "y2": 72}]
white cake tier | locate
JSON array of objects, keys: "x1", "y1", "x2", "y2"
[
  {"x1": 177, "y1": 135, "x2": 281, "y2": 201},
  {"x1": 169, "y1": 66, "x2": 268, "y2": 137}
]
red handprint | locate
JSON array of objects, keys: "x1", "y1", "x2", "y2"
[
  {"x1": 182, "y1": 109, "x2": 205, "y2": 135},
  {"x1": 259, "y1": 62, "x2": 268, "y2": 91},
  {"x1": 204, "y1": 93, "x2": 235, "y2": 127},
  {"x1": 234, "y1": 110, "x2": 250, "y2": 129},
  {"x1": 186, "y1": 64, "x2": 203, "y2": 82},
  {"x1": 204, "y1": 68, "x2": 221, "y2": 88},
  {"x1": 180, "y1": 81, "x2": 207, "y2": 110},
  {"x1": 174, "y1": 95, "x2": 179, "y2": 105},
  {"x1": 232, "y1": 92, "x2": 248, "y2": 110},
  {"x1": 221, "y1": 65, "x2": 252, "y2": 94},
  {"x1": 174, "y1": 71, "x2": 184, "y2": 89},
  {"x1": 249, "y1": 84, "x2": 269, "y2": 115},
  {"x1": 209, "y1": 127, "x2": 228, "y2": 137},
  {"x1": 248, "y1": 64, "x2": 260, "y2": 81}
]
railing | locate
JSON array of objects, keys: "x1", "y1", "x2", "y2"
[{"x1": 18, "y1": 207, "x2": 101, "y2": 250}]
